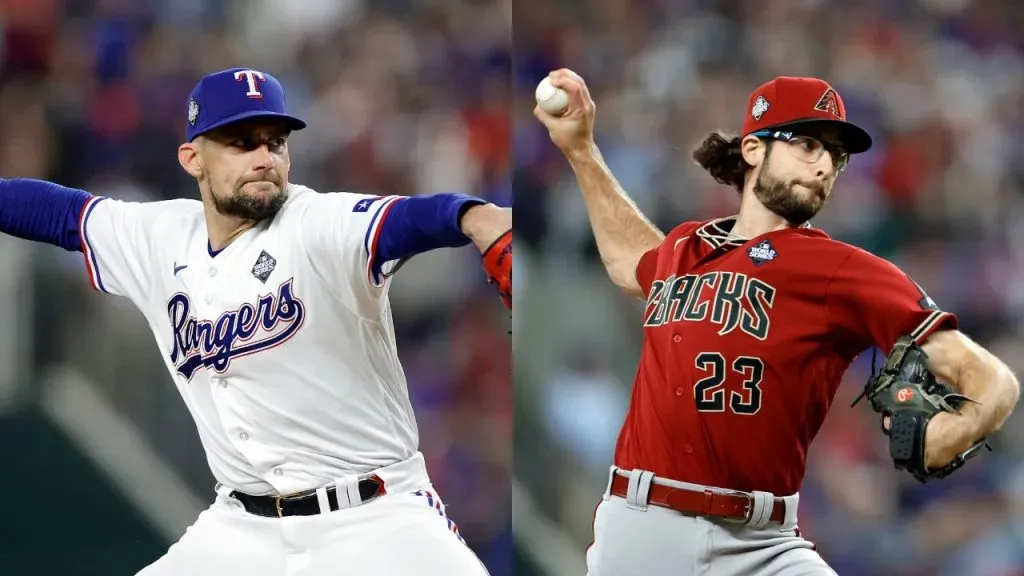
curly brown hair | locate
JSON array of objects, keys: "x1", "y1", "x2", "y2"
[{"x1": 691, "y1": 131, "x2": 755, "y2": 192}]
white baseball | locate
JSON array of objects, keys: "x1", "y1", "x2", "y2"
[{"x1": 535, "y1": 77, "x2": 569, "y2": 116}]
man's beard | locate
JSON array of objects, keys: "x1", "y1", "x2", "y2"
[
  {"x1": 212, "y1": 177, "x2": 288, "y2": 220},
  {"x1": 753, "y1": 168, "x2": 826, "y2": 226}
]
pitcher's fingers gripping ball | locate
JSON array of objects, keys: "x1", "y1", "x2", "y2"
[
  {"x1": 535, "y1": 76, "x2": 569, "y2": 116},
  {"x1": 482, "y1": 229, "x2": 512, "y2": 309}
]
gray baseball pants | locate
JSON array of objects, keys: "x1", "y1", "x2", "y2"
[{"x1": 586, "y1": 466, "x2": 837, "y2": 576}]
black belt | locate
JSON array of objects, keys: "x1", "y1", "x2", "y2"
[{"x1": 231, "y1": 474, "x2": 386, "y2": 518}]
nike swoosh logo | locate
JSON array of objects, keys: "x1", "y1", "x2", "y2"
[
  {"x1": 674, "y1": 236, "x2": 690, "y2": 250},
  {"x1": 174, "y1": 264, "x2": 188, "y2": 275}
]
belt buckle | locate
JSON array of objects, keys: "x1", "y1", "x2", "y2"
[
  {"x1": 720, "y1": 489, "x2": 754, "y2": 523},
  {"x1": 742, "y1": 493, "x2": 754, "y2": 522},
  {"x1": 274, "y1": 494, "x2": 286, "y2": 518}
]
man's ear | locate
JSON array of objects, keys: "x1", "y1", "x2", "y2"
[
  {"x1": 740, "y1": 135, "x2": 765, "y2": 168},
  {"x1": 178, "y1": 141, "x2": 203, "y2": 179}
]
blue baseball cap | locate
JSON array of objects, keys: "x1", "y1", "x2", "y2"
[{"x1": 185, "y1": 67, "x2": 307, "y2": 142}]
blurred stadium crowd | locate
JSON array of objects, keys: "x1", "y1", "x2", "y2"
[
  {"x1": 1, "y1": 0, "x2": 511, "y2": 573},
  {"x1": 514, "y1": 0, "x2": 1024, "y2": 574}
]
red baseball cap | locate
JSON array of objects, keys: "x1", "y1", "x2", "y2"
[{"x1": 740, "y1": 76, "x2": 872, "y2": 154}]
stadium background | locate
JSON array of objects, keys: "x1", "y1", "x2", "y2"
[
  {"x1": 512, "y1": 0, "x2": 1024, "y2": 575},
  {"x1": 0, "y1": 1, "x2": 512, "y2": 575}
]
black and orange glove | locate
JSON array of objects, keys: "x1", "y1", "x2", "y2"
[{"x1": 481, "y1": 229, "x2": 511, "y2": 310}]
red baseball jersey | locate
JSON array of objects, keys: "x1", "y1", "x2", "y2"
[{"x1": 616, "y1": 217, "x2": 957, "y2": 496}]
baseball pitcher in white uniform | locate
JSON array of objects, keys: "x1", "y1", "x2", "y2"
[{"x1": 0, "y1": 68, "x2": 512, "y2": 575}]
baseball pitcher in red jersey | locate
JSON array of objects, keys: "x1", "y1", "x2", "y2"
[{"x1": 534, "y1": 68, "x2": 1021, "y2": 575}]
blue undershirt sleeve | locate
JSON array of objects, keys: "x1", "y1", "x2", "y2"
[
  {"x1": 0, "y1": 178, "x2": 93, "y2": 252},
  {"x1": 371, "y1": 193, "x2": 487, "y2": 279}
]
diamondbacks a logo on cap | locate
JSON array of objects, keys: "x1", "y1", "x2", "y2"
[
  {"x1": 814, "y1": 88, "x2": 841, "y2": 118},
  {"x1": 188, "y1": 98, "x2": 199, "y2": 126},
  {"x1": 747, "y1": 239, "x2": 777, "y2": 266},
  {"x1": 751, "y1": 95, "x2": 770, "y2": 120},
  {"x1": 251, "y1": 250, "x2": 277, "y2": 283}
]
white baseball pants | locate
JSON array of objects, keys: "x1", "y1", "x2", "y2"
[{"x1": 136, "y1": 454, "x2": 489, "y2": 576}]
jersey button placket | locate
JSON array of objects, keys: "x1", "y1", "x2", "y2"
[
  {"x1": 672, "y1": 335, "x2": 684, "y2": 396},
  {"x1": 673, "y1": 333, "x2": 684, "y2": 394}
]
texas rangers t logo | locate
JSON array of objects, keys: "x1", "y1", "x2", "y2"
[
  {"x1": 167, "y1": 278, "x2": 306, "y2": 379},
  {"x1": 234, "y1": 69, "x2": 267, "y2": 98}
]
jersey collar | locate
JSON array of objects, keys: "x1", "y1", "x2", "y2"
[{"x1": 696, "y1": 216, "x2": 814, "y2": 250}]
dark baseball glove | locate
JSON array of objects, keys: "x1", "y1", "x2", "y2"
[
  {"x1": 482, "y1": 229, "x2": 511, "y2": 310},
  {"x1": 851, "y1": 335, "x2": 991, "y2": 483}
]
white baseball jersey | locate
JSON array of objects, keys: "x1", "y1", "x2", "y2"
[{"x1": 79, "y1": 184, "x2": 419, "y2": 496}]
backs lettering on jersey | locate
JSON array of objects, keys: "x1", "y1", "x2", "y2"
[{"x1": 643, "y1": 271, "x2": 776, "y2": 340}]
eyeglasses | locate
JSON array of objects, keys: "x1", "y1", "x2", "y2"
[{"x1": 751, "y1": 130, "x2": 850, "y2": 172}]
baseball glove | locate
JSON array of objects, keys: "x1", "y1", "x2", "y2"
[
  {"x1": 482, "y1": 229, "x2": 512, "y2": 310},
  {"x1": 851, "y1": 335, "x2": 991, "y2": 483}
]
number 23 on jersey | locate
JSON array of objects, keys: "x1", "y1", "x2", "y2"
[{"x1": 693, "y1": 353, "x2": 766, "y2": 415}]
